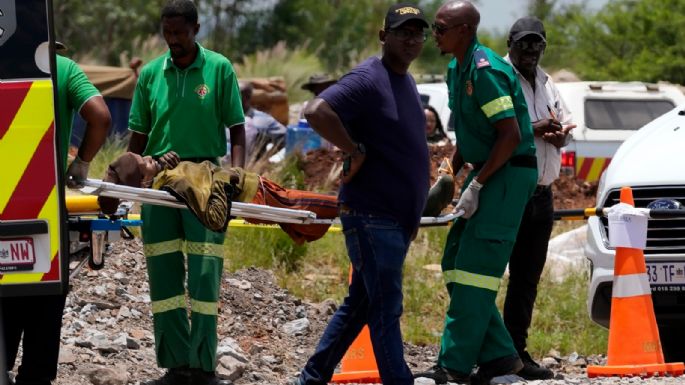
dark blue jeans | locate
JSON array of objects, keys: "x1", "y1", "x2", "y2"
[{"x1": 299, "y1": 212, "x2": 414, "y2": 385}]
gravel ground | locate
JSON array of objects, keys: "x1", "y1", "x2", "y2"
[{"x1": 7, "y1": 237, "x2": 684, "y2": 385}]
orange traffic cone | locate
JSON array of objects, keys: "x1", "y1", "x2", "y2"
[
  {"x1": 330, "y1": 267, "x2": 381, "y2": 383},
  {"x1": 587, "y1": 187, "x2": 685, "y2": 377}
]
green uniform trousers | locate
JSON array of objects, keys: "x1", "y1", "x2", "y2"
[
  {"x1": 438, "y1": 164, "x2": 536, "y2": 373},
  {"x1": 141, "y1": 204, "x2": 225, "y2": 372}
]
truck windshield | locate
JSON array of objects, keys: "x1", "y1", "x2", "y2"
[{"x1": 585, "y1": 99, "x2": 675, "y2": 130}]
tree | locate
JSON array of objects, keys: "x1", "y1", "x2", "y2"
[
  {"x1": 258, "y1": 0, "x2": 396, "y2": 72},
  {"x1": 572, "y1": 0, "x2": 685, "y2": 84},
  {"x1": 232, "y1": 0, "x2": 449, "y2": 74},
  {"x1": 54, "y1": 0, "x2": 164, "y2": 65},
  {"x1": 195, "y1": 0, "x2": 266, "y2": 59},
  {"x1": 531, "y1": 0, "x2": 685, "y2": 84}
]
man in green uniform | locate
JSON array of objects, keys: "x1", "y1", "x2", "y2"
[
  {"x1": 414, "y1": 2, "x2": 537, "y2": 385},
  {"x1": 126, "y1": 1, "x2": 245, "y2": 384}
]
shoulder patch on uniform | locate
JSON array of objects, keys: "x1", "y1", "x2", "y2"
[{"x1": 474, "y1": 49, "x2": 491, "y2": 69}]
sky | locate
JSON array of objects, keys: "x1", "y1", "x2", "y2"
[{"x1": 477, "y1": 0, "x2": 610, "y2": 34}]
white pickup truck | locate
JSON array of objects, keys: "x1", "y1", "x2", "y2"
[
  {"x1": 585, "y1": 104, "x2": 685, "y2": 362},
  {"x1": 417, "y1": 81, "x2": 685, "y2": 182}
]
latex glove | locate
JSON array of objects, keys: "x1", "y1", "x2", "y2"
[
  {"x1": 66, "y1": 156, "x2": 90, "y2": 189},
  {"x1": 454, "y1": 178, "x2": 483, "y2": 219}
]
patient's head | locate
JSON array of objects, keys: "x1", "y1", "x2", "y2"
[
  {"x1": 104, "y1": 152, "x2": 160, "y2": 188},
  {"x1": 98, "y1": 152, "x2": 162, "y2": 214}
]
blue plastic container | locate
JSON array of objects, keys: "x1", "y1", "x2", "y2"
[{"x1": 286, "y1": 119, "x2": 323, "y2": 155}]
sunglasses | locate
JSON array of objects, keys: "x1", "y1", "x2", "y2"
[
  {"x1": 389, "y1": 28, "x2": 428, "y2": 43},
  {"x1": 512, "y1": 40, "x2": 547, "y2": 51},
  {"x1": 431, "y1": 22, "x2": 467, "y2": 35}
]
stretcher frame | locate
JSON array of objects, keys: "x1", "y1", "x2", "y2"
[{"x1": 80, "y1": 179, "x2": 462, "y2": 225}]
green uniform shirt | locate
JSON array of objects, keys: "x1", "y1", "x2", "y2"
[
  {"x1": 128, "y1": 43, "x2": 244, "y2": 158},
  {"x1": 55, "y1": 55, "x2": 101, "y2": 170},
  {"x1": 446, "y1": 38, "x2": 535, "y2": 163}
]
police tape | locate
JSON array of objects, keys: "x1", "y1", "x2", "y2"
[
  {"x1": 554, "y1": 208, "x2": 685, "y2": 221},
  {"x1": 121, "y1": 214, "x2": 343, "y2": 233}
]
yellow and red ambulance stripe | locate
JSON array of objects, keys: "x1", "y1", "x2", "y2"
[
  {"x1": 575, "y1": 156, "x2": 611, "y2": 182},
  {"x1": 0, "y1": 80, "x2": 61, "y2": 284}
]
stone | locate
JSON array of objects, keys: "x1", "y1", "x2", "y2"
[
  {"x1": 282, "y1": 318, "x2": 310, "y2": 336},
  {"x1": 86, "y1": 366, "x2": 129, "y2": 385},
  {"x1": 218, "y1": 355, "x2": 247, "y2": 381}
]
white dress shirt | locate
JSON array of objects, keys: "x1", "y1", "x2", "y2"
[{"x1": 505, "y1": 55, "x2": 573, "y2": 186}]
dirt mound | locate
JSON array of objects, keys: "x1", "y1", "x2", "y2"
[
  {"x1": 301, "y1": 148, "x2": 343, "y2": 191},
  {"x1": 552, "y1": 175, "x2": 597, "y2": 210},
  {"x1": 300, "y1": 145, "x2": 598, "y2": 211}
]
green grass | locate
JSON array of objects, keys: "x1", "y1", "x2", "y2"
[
  {"x1": 221, "y1": 219, "x2": 607, "y2": 357},
  {"x1": 233, "y1": 43, "x2": 326, "y2": 104},
  {"x1": 223, "y1": 226, "x2": 350, "y2": 301},
  {"x1": 524, "y1": 267, "x2": 608, "y2": 356}
]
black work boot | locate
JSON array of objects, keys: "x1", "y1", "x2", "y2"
[
  {"x1": 190, "y1": 369, "x2": 231, "y2": 385},
  {"x1": 470, "y1": 354, "x2": 523, "y2": 385},
  {"x1": 413, "y1": 364, "x2": 471, "y2": 384},
  {"x1": 517, "y1": 351, "x2": 553, "y2": 380},
  {"x1": 141, "y1": 367, "x2": 191, "y2": 385}
]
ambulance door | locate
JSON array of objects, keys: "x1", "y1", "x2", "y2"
[{"x1": 0, "y1": 0, "x2": 68, "y2": 296}]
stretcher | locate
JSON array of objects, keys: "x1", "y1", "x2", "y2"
[
  {"x1": 66, "y1": 179, "x2": 463, "y2": 274},
  {"x1": 78, "y1": 179, "x2": 463, "y2": 226}
]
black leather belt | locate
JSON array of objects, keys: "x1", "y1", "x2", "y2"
[
  {"x1": 471, "y1": 154, "x2": 537, "y2": 172},
  {"x1": 339, "y1": 204, "x2": 380, "y2": 217}
]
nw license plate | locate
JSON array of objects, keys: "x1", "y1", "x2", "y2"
[
  {"x1": 646, "y1": 262, "x2": 685, "y2": 291},
  {"x1": 0, "y1": 237, "x2": 36, "y2": 272}
]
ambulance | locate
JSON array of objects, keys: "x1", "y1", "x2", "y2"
[
  {"x1": 0, "y1": 0, "x2": 128, "y2": 299},
  {"x1": 0, "y1": 0, "x2": 68, "y2": 297}
]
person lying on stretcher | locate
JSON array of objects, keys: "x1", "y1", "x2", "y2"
[{"x1": 98, "y1": 151, "x2": 338, "y2": 244}]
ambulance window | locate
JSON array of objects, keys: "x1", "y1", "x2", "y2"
[{"x1": 585, "y1": 99, "x2": 675, "y2": 130}]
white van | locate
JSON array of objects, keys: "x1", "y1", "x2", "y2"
[
  {"x1": 555, "y1": 81, "x2": 685, "y2": 181},
  {"x1": 417, "y1": 80, "x2": 685, "y2": 183}
]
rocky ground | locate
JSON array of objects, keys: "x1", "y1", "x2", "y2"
[
  {"x1": 28, "y1": 146, "x2": 675, "y2": 384},
  {"x1": 8, "y1": 237, "x2": 672, "y2": 385}
]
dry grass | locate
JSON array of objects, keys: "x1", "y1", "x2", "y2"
[{"x1": 234, "y1": 42, "x2": 325, "y2": 104}]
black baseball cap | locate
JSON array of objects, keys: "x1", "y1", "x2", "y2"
[
  {"x1": 509, "y1": 16, "x2": 546, "y2": 42},
  {"x1": 384, "y1": 3, "x2": 429, "y2": 30}
]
